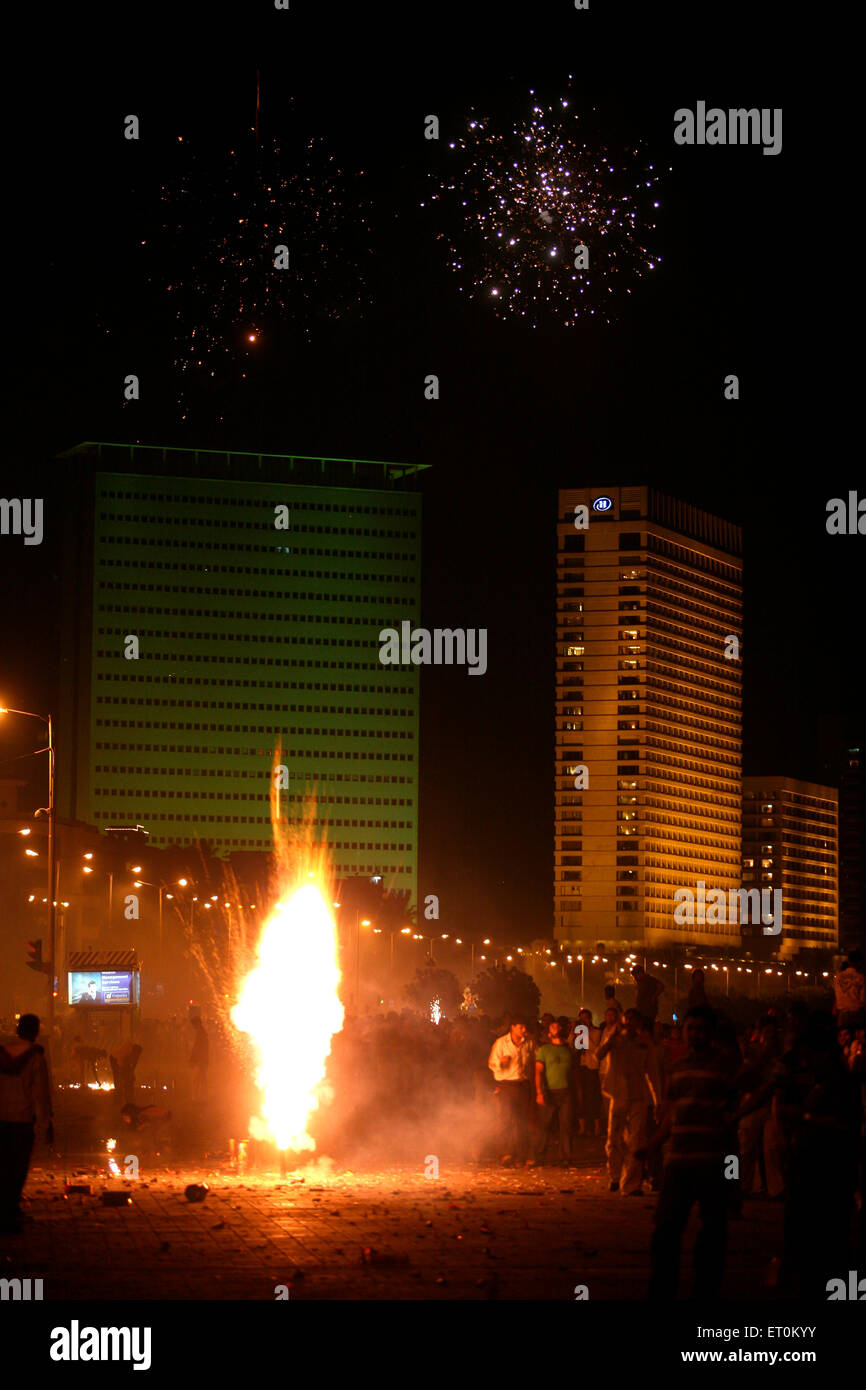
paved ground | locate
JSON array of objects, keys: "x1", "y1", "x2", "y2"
[{"x1": 2, "y1": 1140, "x2": 786, "y2": 1300}]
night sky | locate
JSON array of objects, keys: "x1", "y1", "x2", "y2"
[{"x1": 2, "y1": 10, "x2": 855, "y2": 940}]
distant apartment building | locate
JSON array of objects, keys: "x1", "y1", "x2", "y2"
[
  {"x1": 554, "y1": 486, "x2": 743, "y2": 950},
  {"x1": 818, "y1": 719, "x2": 865, "y2": 957},
  {"x1": 839, "y1": 746, "x2": 865, "y2": 955},
  {"x1": 56, "y1": 443, "x2": 426, "y2": 905},
  {"x1": 741, "y1": 776, "x2": 838, "y2": 957}
]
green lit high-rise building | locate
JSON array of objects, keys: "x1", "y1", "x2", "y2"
[{"x1": 57, "y1": 443, "x2": 425, "y2": 903}]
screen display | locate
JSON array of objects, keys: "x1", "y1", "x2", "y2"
[{"x1": 68, "y1": 970, "x2": 134, "y2": 1005}]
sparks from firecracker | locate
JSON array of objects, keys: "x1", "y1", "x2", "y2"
[
  {"x1": 423, "y1": 81, "x2": 665, "y2": 325},
  {"x1": 147, "y1": 132, "x2": 372, "y2": 416}
]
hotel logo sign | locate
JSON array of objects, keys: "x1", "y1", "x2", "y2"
[{"x1": 592, "y1": 496, "x2": 613, "y2": 513}]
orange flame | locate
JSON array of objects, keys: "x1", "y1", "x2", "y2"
[{"x1": 231, "y1": 747, "x2": 344, "y2": 1153}]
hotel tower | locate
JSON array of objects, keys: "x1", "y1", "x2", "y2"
[{"x1": 554, "y1": 485, "x2": 743, "y2": 951}]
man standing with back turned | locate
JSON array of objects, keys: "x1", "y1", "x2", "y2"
[
  {"x1": 641, "y1": 1006, "x2": 735, "y2": 1298},
  {"x1": 0, "y1": 1014, "x2": 54, "y2": 1234}
]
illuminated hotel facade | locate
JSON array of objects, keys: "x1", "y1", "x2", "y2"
[
  {"x1": 554, "y1": 485, "x2": 743, "y2": 951},
  {"x1": 56, "y1": 442, "x2": 425, "y2": 903}
]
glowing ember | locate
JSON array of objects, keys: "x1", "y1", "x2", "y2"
[
  {"x1": 430, "y1": 998, "x2": 442, "y2": 1025},
  {"x1": 106, "y1": 1138, "x2": 121, "y2": 1176},
  {"x1": 232, "y1": 882, "x2": 344, "y2": 1152}
]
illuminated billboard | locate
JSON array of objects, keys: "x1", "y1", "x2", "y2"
[{"x1": 68, "y1": 970, "x2": 139, "y2": 1006}]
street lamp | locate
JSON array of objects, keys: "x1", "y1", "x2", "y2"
[
  {"x1": 173, "y1": 879, "x2": 197, "y2": 933},
  {"x1": 1, "y1": 705, "x2": 56, "y2": 1032},
  {"x1": 356, "y1": 917, "x2": 371, "y2": 1008},
  {"x1": 83, "y1": 857, "x2": 116, "y2": 931}
]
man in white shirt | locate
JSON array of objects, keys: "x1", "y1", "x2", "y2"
[{"x1": 488, "y1": 1014, "x2": 535, "y2": 1166}]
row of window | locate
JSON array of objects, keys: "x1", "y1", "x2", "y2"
[
  {"x1": 98, "y1": 537, "x2": 416, "y2": 561},
  {"x1": 97, "y1": 679, "x2": 413, "y2": 695},
  {"x1": 98, "y1": 601, "x2": 416, "y2": 618},
  {"x1": 743, "y1": 830, "x2": 835, "y2": 853},
  {"x1": 90, "y1": 767, "x2": 414, "y2": 808},
  {"x1": 98, "y1": 570, "x2": 418, "y2": 585},
  {"x1": 97, "y1": 629, "x2": 407, "y2": 647},
  {"x1": 557, "y1": 567, "x2": 643, "y2": 581},
  {"x1": 93, "y1": 807, "x2": 415, "y2": 841},
  {"x1": 99, "y1": 511, "x2": 416, "y2": 541},
  {"x1": 148, "y1": 838, "x2": 413, "y2": 868},
  {"x1": 647, "y1": 680, "x2": 741, "y2": 719},
  {"x1": 647, "y1": 539, "x2": 742, "y2": 589},
  {"x1": 98, "y1": 494, "x2": 417, "y2": 519},
  {"x1": 95, "y1": 748, "x2": 414, "y2": 772},
  {"x1": 644, "y1": 736, "x2": 739, "y2": 767},
  {"x1": 95, "y1": 737, "x2": 416, "y2": 773},
  {"x1": 745, "y1": 791, "x2": 837, "y2": 809},
  {"x1": 94, "y1": 656, "x2": 401, "y2": 679},
  {"x1": 94, "y1": 706, "x2": 414, "y2": 739},
  {"x1": 558, "y1": 532, "x2": 643, "y2": 554},
  {"x1": 94, "y1": 723, "x2": 417, "y2": 757}
]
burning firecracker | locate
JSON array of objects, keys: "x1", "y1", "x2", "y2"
[{"x1": 232, "y1": 881, "x2": 344, "y2": 1154}]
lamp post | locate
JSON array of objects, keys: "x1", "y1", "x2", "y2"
[
  {"x1": 356, "y1": 917, "x2": 371, "y2": 1010},
  {"x1": 174, "y1": 879, "x2": 197, "y2": 934},
  {"x1": 1, "y1": 706, "x2": 56, "y2": 1033},
  {"x1": 134, "y1": 880, "x2": 165, "y2": 975},
  {"x1": 84, "y1": 857, "x2": 116, "y2": 933}
]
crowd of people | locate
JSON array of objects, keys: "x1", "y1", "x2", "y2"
[
  {"x1": 321, "y1": 959, "x2": 866, "y2": 1296},
  {"x1": 1, "y1": 955, "x2": 864, "y2": 1297},
  {"x1": 40, "y1": 1014, "x2": 212, "y2": 1097}
]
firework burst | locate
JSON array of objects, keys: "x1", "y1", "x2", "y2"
[
  {"x1": 424, "y1": 84, "x2": 665, "y2": 325},
  {"x1": 147, "y1": 132, "x2": 371, "y2": 413}
]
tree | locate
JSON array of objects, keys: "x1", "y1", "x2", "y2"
[
  {"x1": 468, "y1": 963, "x2": 541, "y2": 1021},
  {"x1": 336, "y1": 876, "x2": 416, "y2": 932},
  {"x1": 403, "y1": 965, "x2": 461, "y2": 1019}
]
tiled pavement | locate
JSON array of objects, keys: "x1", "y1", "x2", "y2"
[{"x1": 2, "y1": 1143, "x2": 785, "y2": 1300}]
